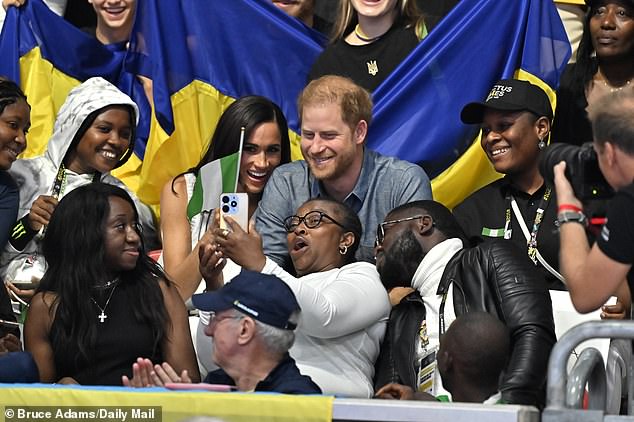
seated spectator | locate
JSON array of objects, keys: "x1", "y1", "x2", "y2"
[
  {"x1": 453, "y1": 79, "x2": 564, "y2": 290},
  {"x1": 124, "y1": 270, "x2": 321, "y2": 395},
  {"x1": 376, "y1": 311, "x2": 511, "y2": 404},
  {"x1": 255, "y1": 75, "x2": 432, "y2": 269},
  {"x1": 160, "y1": 96, "x2": 291, "y2": 302},
  {"x1": 271, "y1": 0, "x2": 332, "y2": 35},
  {"x1": 0, "y1": 79, "x2": 29, "y2": 347},
  {"x1": 24, "y1": 183, "x2": 199, "y2": 385},
  {"x1": 0, "y1": 77, "x2": 157, "y2": 299},
  {"x1": 552, "y1": 0, "x2": 634, "y2": 146},
  {"x1": 209, "y1": 197, "x2": 391, "y2": 398},
  {"x1": 373, "y1": 200, "x2": 555, "y2": 407},
  {"x1": 308, "y1": 0, "x2": 436, "y2": 92}
]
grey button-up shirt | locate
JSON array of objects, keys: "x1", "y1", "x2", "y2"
[{"x1": 254, "y1": 149, "x2": 432, "y2": 270}]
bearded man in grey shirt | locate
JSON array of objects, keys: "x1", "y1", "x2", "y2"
[{"x1": 254, "y1": 75, "x2": 432, "y2": 270}]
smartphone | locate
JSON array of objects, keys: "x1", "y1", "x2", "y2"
[
  {"x1": 219, "y1": 193, "x2": 249, "y2": 233},
  {"x1": 165, "y1": 382, "x2": 235, "y2": 392}
]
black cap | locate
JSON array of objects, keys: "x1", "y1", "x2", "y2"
[
  {"x1": 460, "y1": 79, "x2": 553, "y2": 124},
  {"x1": 192, "y1": 270, "x2": 300, "y2": 330}
]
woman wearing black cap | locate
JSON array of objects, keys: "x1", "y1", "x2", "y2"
[
  {"x1": 552, "y1": 0, "x2": 634, "y2": 145},
  {"x1": 453, "y1": 79, "x2": 565, "y2": 290}
]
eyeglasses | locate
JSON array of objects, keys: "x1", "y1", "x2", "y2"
[
  {"x1": 208, "y1": 311, "x2": 244, "y2": 326},
  {"x1": 375, "y1": 215, "x2": 425, "y2": 246},
  {"x1": 283, "y1": 211, "x2": 345, "y2": 233}
]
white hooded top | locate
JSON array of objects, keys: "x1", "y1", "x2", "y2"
[{"x1": 0, "y1": 77, "x2": 156, "y2": 280}]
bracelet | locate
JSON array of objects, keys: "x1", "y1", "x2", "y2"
[
  {"x1": 557, "y1": 211, "x2": 588, "y2": 227},
  {"x1": 558, "y1": 204, "x2": 583, "y2": 214}
]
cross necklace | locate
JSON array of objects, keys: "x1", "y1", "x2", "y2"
[{"x1": 90, "y1": 283, "x2": 119, "y2": 323}]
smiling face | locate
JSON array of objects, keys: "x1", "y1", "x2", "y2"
[
  {"x1": 351, "y1": 0, "x2": 399, "y2": 19},
  {"x1": 479, "y1": 109, "x2": 542, "y2": 176},
  {"x1": 0, "y1": 98, "x2": 30, "y2": 171},
  {"x1": 300, "y1": 102, "x2": 365, "y2": 182},
  {"x1": 589, "y1": 1, "x2": 634, "y2": 60},
  {"x1": 286, "y1": 200, "x2": 349, "y2": 276},
  {"x1": 64, "y1": 106, "x2": 132, "y2": 174},
  {"x1": 102, "y1": 195, "x2": 141, "y2": 274},
  {"x1": 89, "y1": 0, "x2": 136, "y2": 32},
  {"x1": 238, "y1": 121, "x2": 283, "y2": 196}
]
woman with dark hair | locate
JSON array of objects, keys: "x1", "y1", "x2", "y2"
[
  {"x1": 0, "y1": 78, "x2": 29, "y2": 355},
  {"x1": 204, "y1": 197, "x2": 391, "y2": 397},
  {"x1": 552, "y1": 0, "x2": 634, "y2": 145},
  {"x1": 308, "y1": 0, "x2": 436, "y2": 92},
  {"x1": 0, "y1": 77, "x2": 157, "y2": 299},
  {"x1": 24, "y1": 183, "x2": 199, "y2": 385},
  {"x1": 160, "y1": 95, "x2": 291, "y2": 301}
]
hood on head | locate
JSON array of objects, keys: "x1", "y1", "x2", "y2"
[{"x1": 46, "y1": 77, "x2": 140, "y2": 170}]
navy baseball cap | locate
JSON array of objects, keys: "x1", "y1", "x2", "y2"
[
  {"x1": 460, "y1": 79, "x2": 553, "y2": 124},
  {"x1": 192, "y1": 270, "x2": 300, "y2": 330}
]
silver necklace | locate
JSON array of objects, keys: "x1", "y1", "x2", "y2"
[
  {"x1": 90, "y1": 284, "x2": 118, "y2": 323},
  {"x1": 93, "y1": 277, "x2": 118, "y2": 290}
]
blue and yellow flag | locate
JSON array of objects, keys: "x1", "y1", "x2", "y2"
[
  {"x1": 0, "y1": 0, "x2": 152, "y2": 177},
  {"x1": 0, "y1": 0, "x2": 568, "y2": 212},
  {"x1": 124, "y1": 0, "x2": 325, "y2": 206},
  {"x1": 369, "y1": 0, "x2": 571, "y2": 208}
]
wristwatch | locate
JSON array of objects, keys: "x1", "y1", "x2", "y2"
[{"x1": 557, "y1": 211, "x2": 588, "y2": 227}]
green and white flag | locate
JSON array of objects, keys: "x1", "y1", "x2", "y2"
[{"x1": 186, "y1": 151, "x2": 240, "y2": 220}]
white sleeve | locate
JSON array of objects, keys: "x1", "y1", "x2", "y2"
[{"x1": 261, "y1": 258, "x2": 390, "y2": 339}]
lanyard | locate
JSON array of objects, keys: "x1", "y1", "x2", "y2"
[{"x1": 504, "y1": 187, "x2": 551, "y2": 265}]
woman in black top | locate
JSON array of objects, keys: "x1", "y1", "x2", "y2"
[
  {"x1": 308, "y1": 0, "x2": 430, "y2": 92},
  {"x1": 24, "y1": 183, "x2": 199, "y2": 385},
  {"x1": 552, "y1": 0, "x2": 634, "y2": 145}
]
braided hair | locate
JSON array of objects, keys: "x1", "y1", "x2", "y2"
[{"x1": 0, "y1": 77, "x2": 28, "y2": 116}]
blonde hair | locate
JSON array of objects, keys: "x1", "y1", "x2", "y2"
[
  {"x1": 298, "y1": 75, "x2": 373, "y2": 131},
  {"x1": 330, "y1": 0, "x2": 424, "y2": 42}
]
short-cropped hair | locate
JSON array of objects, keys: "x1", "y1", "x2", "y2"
[
  {"x1": 588, "y1": 90, "x2": 634, "y2": 155},
  {"x1": 298, "y1": 75, "x2": 373, "y2": 132}
]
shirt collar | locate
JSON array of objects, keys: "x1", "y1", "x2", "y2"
[{"x1": 500, "y1": 176, "x2": 548, "y2": 200}]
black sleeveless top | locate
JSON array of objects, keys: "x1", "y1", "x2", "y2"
[{"x1": 51, "y1": 282, "x2": 163, "y2": 385}]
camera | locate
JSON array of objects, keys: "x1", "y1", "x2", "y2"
[{"x1": 539, "y1": 143, "x2": 613, "y2": 201}]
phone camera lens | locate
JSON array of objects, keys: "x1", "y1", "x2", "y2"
[
  {"x1": 231, "y1": 201, "x2": 237, "y2": 207},
  {"x1": 222, "y1": 196, "x2": 229, "y2": 203},
  {"x1": 222, "y1": 205, "x2": 230, "y2": 213}
]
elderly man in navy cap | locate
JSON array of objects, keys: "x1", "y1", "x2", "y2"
[{"x1": 123, "y1": 270, "x2": 321, "y2": 394}]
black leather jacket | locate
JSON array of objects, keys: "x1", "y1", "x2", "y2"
[{"x1": 374, "y1": 240, "x2": 556, "y2": 407}]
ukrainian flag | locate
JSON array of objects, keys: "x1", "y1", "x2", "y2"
[
  {"x1": 124, "y1": 0, "x2": 325, "y2": 206},
  {"x1": 369, "y1": 0, "x2": 571, "y2": 208},
  {"x1": 1, "y1": 0, "x2": 568, "y2": 212},
  {"x1": 0, "y1": 0, "x2": 152, "y2": 188}
]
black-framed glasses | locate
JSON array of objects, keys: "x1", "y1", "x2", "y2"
[
  {"x1": 375, "y1": 215, "x2": 425, "y2": 246},
  {"x1": 283, "y1": 211, "x2": 345, "y2": 233}
]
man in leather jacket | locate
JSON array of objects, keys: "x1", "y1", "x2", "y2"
[{"x1": 373, "y1": 200, "x2": 555, "y2": 407}]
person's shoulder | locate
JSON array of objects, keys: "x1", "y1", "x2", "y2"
[
  {"x1": 369, "y1": 150, "x2": 423, "y2": 173},
  {"x1": 455, "y1": 179, "x2": 505, "y2": 209},
  {"x1": 0, "y1": 171, "x2": 18, "y2": 194},
  {"x1": 272, "y1": 160, "x2": 309, "y2": 176}
]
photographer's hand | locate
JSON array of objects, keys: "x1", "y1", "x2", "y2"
[{"x1": 553, "y1": 161, "x2": 583, "y2": 209}]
